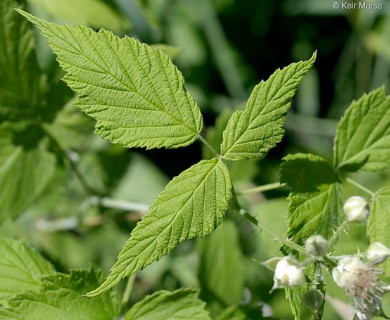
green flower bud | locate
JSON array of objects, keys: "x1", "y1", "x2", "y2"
[
  {"x1": 367, "y1": 242, "x2": 390, "y2": 264},
  {"x1": 343, "y1": 196, "x2": 369, "y2": 223},
  {"x1": 305, "y1": 235, "x2": 328, "y2": 257}
]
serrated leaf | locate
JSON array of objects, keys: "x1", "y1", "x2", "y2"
[
  {"x1": 0, "y1": 238, "x2": 55, "y2": 302},
  {"x1": 280, "y1": 153, "x2": 338, "y2": 192},
  {"x1": 287, "y1": 183, "x2": 343, "y2": 246},
  {"x1": 198, "y1": 220, "x2": 244, "y2": 315},
  {"x1": 220, "y1": 52, "x2": 316, "y2": 160},
  {"x1": 0, "y1": 125, "x2": 56, "y2": 221},
  {"x1": 0, "y1": 267, "x2": 117, "y2": 320},
  {"x1": 88, "y1": 158, "x2": 232, "y2": 296},
  {"x1": 19, "y1": 10, "x2": 203, "y2": 149},
  {"x1": 334, "y1": 87, "x2": 390, "y2": 172},
  {"x1": 0, "y1": 0, "x2": 43, "y2": 122},
  {"x1": 125, "y1": 289, "x2": 211, "y2": 320},
  {"x1": 367, "y1": 187, "x2": 390, "y2": 274}
]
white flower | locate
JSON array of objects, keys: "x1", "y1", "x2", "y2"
[
  {"x1": 305, "y1": 235, "x2": 328, "y2": 256},
  {"x1": 272, "y1": 256, "x2": 305, "y2": 289},
  {"x1": 332, "y1": 256, "x2": 388, "y2": 319},
  {"x1": 367, "y1": 242, "x2": 390, "y2": 264},
  {"x1": 343, "y1": 196, "x2": 369, "y2": 223}
]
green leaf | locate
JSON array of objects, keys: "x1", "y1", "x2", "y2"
[
  {"x1": 18, "y1": 10, "x2": 204, "y2": 149},
  {"x1": 0, "y1": 238, "x2": 55, "y2": 302},
  {"x1": 367, "y1": 187, "x2": 390, "y2": 274},
  {"x1": 0, "y1": 125, "x2": 56, "y2": 221},
  {"x1": 220, "y1": 52, "x2": 316, "y2": 160},
  {"x1": 334, "y1": 87, "x2": 390, "y2": 172},
  {"x1": 280, "y1": 153, "x2": 338, "y2": 192},
  {"x1": 287, "y1": 183, "x2": 343, "y2": 246},
  {"x1": 88, "y1": 158, "x2": 232, "y2": 296},
  {"x1": 198, "y1": 220, "x2": 244, "y2": 315},
  {"x1": 0, "y1": 267, "x2": 117, "y2": 320},
  {"x1": 286, "y1": 287, "x2": 303, "y2": 320},
  {"x1": 124, "y1": 289, "x2": 211, "y2": 320},
  {"x1": 0, "y1": 0, "x2": 43, "y2": 122}
]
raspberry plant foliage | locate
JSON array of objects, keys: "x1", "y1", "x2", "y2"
[{"x1": 0, "y1": 1, "x2": 389, "y2": 319}]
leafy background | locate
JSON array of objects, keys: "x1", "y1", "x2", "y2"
[{"x1": 1, "y1": 0, "x2": 389, "y2": 319}]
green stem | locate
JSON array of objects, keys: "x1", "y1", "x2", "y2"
[
  {"x1": 120, "y1": 275, "x2": 136, "y2": 313},
  {"x1": 89, "y1": 196, "x2": 149, "y2": 213},
  {"x1": 41, "y1": 124, "x2": 95, "y2": 196},
  {"x1": 345, "y1": 177, "x2": 375, "y2": 197},
  {"x1": 242, "y1": 211, "x2": 306, "y2": 255},
  {"x1": 328, "y1": 220, "x2": 349, "y2": 250},
  {"x1": 198, "y1": 135, "x2": 220, "y2": 158},
  {"x1": 238, "y1": 182, "x2": 286, "y2": 195}
]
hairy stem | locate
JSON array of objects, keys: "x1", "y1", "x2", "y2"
[
  {"x1": 345, "y1": 177, "x2": 375, "y2": 197},
  {"x1": 198, "y1": 135, "x2": 220, "y2": 158},
  {"x1": 242, "y1": 211, "x2": 306, "y2": 254},
  {"x1": 238, "y1": 182, "x2": 287, "y2": 195},
  {"x1": 328, "y1": 220, "x2": 349, "y2": 250}
]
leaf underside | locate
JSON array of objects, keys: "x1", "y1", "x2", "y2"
[
  {"x1": 88, "y1": 158, "x2": 232, "y2": 296},
  {"x1": 18, "y1": 10, "x2": 203, "y2": 149}
]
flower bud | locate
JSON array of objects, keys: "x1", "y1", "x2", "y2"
[
  {"x1": 367, "y1": 242, "x2": 390, "y2": 264},
  {"x1": 343, "y1": 196, "x2": 369, "y2": 223},
  {"x1": 302, "y1": 289, "x2": 324, "y2": 310},
  {"x1": 273, "y1": 256, "x2": 305, "y2": 289},
  {"x1": 305, "y1": 235, "x2": 328, "y2": 257}
]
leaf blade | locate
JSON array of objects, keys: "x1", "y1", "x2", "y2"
[
  {"x1": 287, "y1": 183, "x2": 343, "y2": 246},
  {"x1": 0, "y1": 267, "x2": 117, "y2": 320},
  {"x1": 220, "y1": 52, "x2": 316, "y2": 160},
  {"x1": 334, "y1": 87, "x2": 390, "y2": 172},
  {"x1": 367, "y1": 187, "x2": 390, "y2": 274},
  {"x1": 0, "y1": 238, "x2": 55, "y2": 302},
  {"x1": 0, "y1": 1, "x2": 42, "y2": 122},
  {"x1": 125, "y1": 289, "x2": 211, "y2": 320},
  {"x1": 18, "y1": 10, "x2": 203, "y2": 149},
  {"x1": 88, "y1": 158, "x2": 232, "y2": 296}
]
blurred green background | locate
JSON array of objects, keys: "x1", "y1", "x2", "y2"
[{"x1": 4, "y1": 0, "x2": 390, "y2": 319}]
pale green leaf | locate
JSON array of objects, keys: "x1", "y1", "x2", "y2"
[
  {"x1": 198, "y1": 220, "x2": 244, "y2": 314},
  {"x1": 280, "y1": 153, "x2": 338, "y2": 192},
  {"x1": 334, "y1": 87, "x2": 390, "y2": 172},
  {"x1": 125, "y1": 289, "x2": 211, "y2": 320},
  {"x1": 367, "y1": 187, "x2": 390, "y2": 274},
  {"x1": 287, "y1": 183, "x2": 343, "y2": 246},
  {"x1": 0, "y1": 125, "x2": 56, "y2": 221},
  {"x1": 0, "y1": 238, "x2": 55, "y2": 302},
  {"x1": 0, "y1": 267, "x2": 117, "y2": 320},
  {"x1": 220, "y1": 52, "x2": 316, "y2": 160},
  {"x1": 27, "y1": 0, "x2": 131, "y2": 33},
  {"x1": 88, "y1": 158, "x2": 232, "y2": 296},
  {"x1": 18, "y1": 11, "x2": 203, "y2": 149},
  {"x1": 286, "y1": 287, "x2": 303, "y2": 320},
  {"x1": 0, "y1": 0, "x2": 42, "y2": 121}
]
